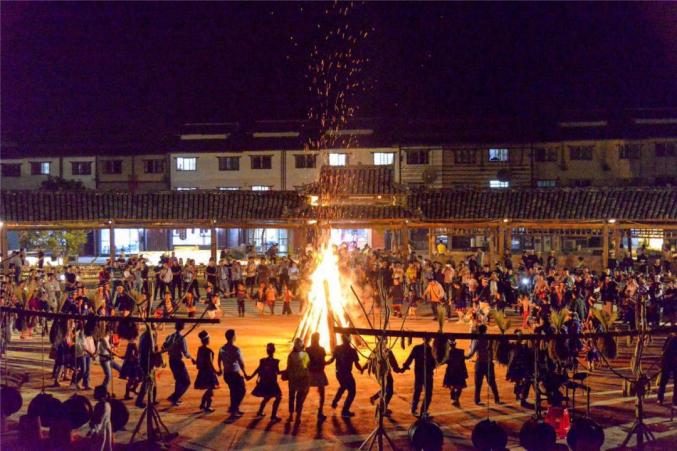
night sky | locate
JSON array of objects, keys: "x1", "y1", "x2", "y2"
[{"x1": 2, "y1": 2, "x2": 676, "y2": 144}]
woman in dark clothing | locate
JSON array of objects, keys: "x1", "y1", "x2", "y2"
[
  {"x1": 194, "y1": 330, "x2": 220, "y2": 413},
  {"x1": 248, "y1": 343, "x2": 282, "y2": 421},
  {"x1": 119, "y1": 337, "x2": 143, "y2": 400},
  {"x1": 306, "y1": 332, "x2": 329, "y2": 420},
  {"x1": 506, "y1": 333, "x2": 534, "y2": 408},
  {"x1": 442, "y1": 339, "x2": 468, "y2": 407}
]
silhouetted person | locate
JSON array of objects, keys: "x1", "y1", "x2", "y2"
[
  {"x1": 657, "y1": 332, "x2": 677, "y2": 406},
  {"x1": 163, "y1": 321, "x2": 194, "y2": 406},
  {"x1": 402, "y1": 337, "x2": 435, "y2": 416},
  {"x1": 218, "y1": 329, "x2": 247, "y2": 416},
  {"x1": 466, "y1": 324, "x2": 501, "y2": 405},
  {"x1": 329, "y1": 333, "x2": 364, "y2": 418}
]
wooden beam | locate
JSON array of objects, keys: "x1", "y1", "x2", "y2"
[
  {"x1": 210, "y1": 226, "x2": 217, "y2": 261},
  {"x1": 602, "y1": 223, "x2": 609, "y2": 270},
  {"x1": 487, "y1": 226, "x2": 496, "y2": 267},
  {"x1": 109, "y1": 225, "x2": 115, "y2": 263}
]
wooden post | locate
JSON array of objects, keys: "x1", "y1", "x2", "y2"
[
  {"x1": 487, "y1": 227, "x2": 496, "y2": 267},
  {"x1": 428, "y1": 228, "x2": 435, "y2": 259},
  {"x1": 210, "y1": 226, "x2": 217, "y2": 261},
  {"x1": 602, "y1": 223, "x2": 609, "y2": 270},
  {"x1": 402, "y1": 224, "x2": 410, "y2": 254},
  {"x1": 613, "y1": 228, "x2": 622, "y2": 256},
  {"x1": 506, "y1": 226, "x2": 512, "y2": 262},
  {"x1": 497, "y1": 224, "x2": 505, "y2": 260},
  {"x1": 109, "y1": 225, "x2": 115, "y2": 262},
  {"x1": 1, "y1": 224, "x2": 8, "y2": 275}
]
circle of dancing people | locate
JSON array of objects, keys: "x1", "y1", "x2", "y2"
[{"x1": 1, "y1": 241, "x2": 676, "y2": 441}]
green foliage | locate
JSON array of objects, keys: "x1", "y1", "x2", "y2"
[
  {"x1": 590, "y1": 307, "x2": 617, "y2": 332},
  {"x1": 490, "y1": 310, "x2": 511, "y2": 333},
  {"x1": 40, "y1": 176, "x2": 86, "y2": 191},
  {"x1": 19, "y1": 230, "x2": 88, "y2": 259},
  {"x1": 549, "y1": 308, "x2": 570, "y2": 332}
]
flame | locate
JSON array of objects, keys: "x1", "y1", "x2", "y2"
[{"x1": 295, "y1": 245, "x2": 350, "y2": 350}]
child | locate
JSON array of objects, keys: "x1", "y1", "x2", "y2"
[
  {"x1": 406, "y1": 290, "x2": 418, "y2": 319},
  {"x1": 265, "y1": 283, "x2": 278, "y2": 316},
  {"x1": 255, "y1": 282, "x2": 266, "y2": 318},
  {"x1": 206, "y1": 293, "x2": 222, "y2": 319},
  {"x1": 194, "y1": 330, "x2": 220, "y2": 412},
  {"x1": 88, "y1": 385, "x2": 112, "y2": 451},
  {"x1": 235, "y1": 283, "x2": 249, "y2": 318},
  {"x1": 119, "y1": 337, "x2": 142, "y2": 400},
  {"x1": 183, "y1": 292, "x2": 196, "y2": 318},
  {"x1": 247, "y1": 343, "x2": 282, "y2": 421},
  {"x1": 585, "y1": 338, "x2": 599, "y2": 372},
  {"x1": 281, "y1": 284, "x2": 293, "y2": 316}
]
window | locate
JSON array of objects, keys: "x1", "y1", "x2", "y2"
[
  {"x1": 618, "y1": 144, "x2": 641, "y2": 160},
  {"x1": 219, "y1": 187, "x2": 240, "y2": 191},
  {"x1": 534, "y1": 148, "x2": 558, "y2": 162},
  {"x1": 294, "y1": 154, "x2": 317, "y2": 169},
  {"x1": 570, "y1": 179, "x2": 592, "y2": 187},
  {"x1": 406, "y1": 150, "x2": 429, "y2": 165},
  {"x1": 102, "y1": 160, "x2": 123, "y2": 174},
  {"x1": 454, "y1": 149, "x2": 477, "y2": 164},
  {"x1": 30, "y1": 162, "x2": 50, "y2": 175},
  {"x1": 489, "y1": 180, "x2": 509, "y2": 188},
  {"x1": 251, "y1": 185, "x2": 270, "y2": 191},
  {"x1": 176, "y1": 157, "x2": 197, "y2": 171},
  {"x1": 176, "y1": 187, "x2": 197, "y2": 191},
  {"x1": 536, "y1": 179, "x2": 557, "y2": 188},
  {"x1": 71, "y1": 161, "x2": 92, "y2": 175},
  {"x1": 568, "y1": 145, "x2": 593, "y2": 160},
  {"x1": 328, "y1": 153, "x2": 348, "y2": 166},
  {"x1": 488, "y1": 148, "x2": 508, "y2": 162},
  {"x1": 143, "y1": 159, "x2": 164, "y2": 174},
  {"x1": 655, "y1": 142, "x2": 676, "y2": 157},
  {"x1": 217, "y1": 156, "x2": 239, "y2": 171},
  {"x1": 1, "y1": 163, "x2": 21, "y2": 177},
  {"x1": 250, "y1": 155, "x2": 272, "y2": 170},
  {"x1": 373, "y1": 152, "x2": 395, "y2": 165}
]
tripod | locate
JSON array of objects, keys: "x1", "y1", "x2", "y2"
[{"x1": 620, "y1": 375, "x2": 655, "y2": 449}]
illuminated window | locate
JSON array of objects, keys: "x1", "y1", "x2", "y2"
[
  {"x1": 30, "y1": 162, "x2": 50, "y2": 175},
  {"x1": 252, "y1": 185, "x2": 270, "y2": 191},
  {"x1": 176, "y1": 187, "x2": 197, "y2": 191},
  {"x1": 329, "y1": 153, "x2": 347, "y2": 166},
  {"x1": 489, "y1": 180, "x2": 509, "y2": 188},
  {"x1": 71, "y1": 161, "x2": 92, "y2": 175},
  {"x1": 176, "y1": 157, "x2": 197, "y2": 171},
  {"x1": 406, "y1": 150, "x2": 429, "y2": 165},
  {"x1": 218, "y1": 156, "x2": 240, "y2": 171},
  {"x1": 250, "y1": 155, "x2": 272, "y2": 170},
  {"x1": 488, "y1": 148, "x2": 508, "y2": 162},
  {"x1": 373, "y1": 152, "x2": 394, "y2": 165},
  {"x1": 219, "y1": 187, "x2": 239, "y2": 191},
  {"x1": 294, "y1": 154, "x2": 317, "y2": 168},
  {"x1": 1, "y1": 163, "x2": 21, "y2": 177}
]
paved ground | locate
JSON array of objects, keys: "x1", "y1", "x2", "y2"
[{"x1": 1, "y1": 300, "x2": 675, "y2": 450}]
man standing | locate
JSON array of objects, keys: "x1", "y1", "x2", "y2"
[
  {"x1": 466, "y1": 324, "x2": 501, "y2": 405},
  {"x1": 423, "y1": 277, "x2": 446, "y2": 321},
  {"x1": 162, "y1": 321, "x2": 194, "y2": 407},
  {"x1": 329, "y1": 333, "x2": 364, "y2": 418},
  {"x1": 402, "y1": 337, "x2": 436, "y2": 416},
  {"x1": 657, "y1": 332, "x2": 677, "y2": 406},
  {"x1": 218, "y1": 329, "x2": 247, "y2": 416}
]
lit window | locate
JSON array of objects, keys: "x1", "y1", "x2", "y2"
[
  {"x1": 536, "y1": 180, "x2": 557, "y2": 188},
  {"x1": 250, "y1": 155, "x2": 272, "y2": 170},
  {"x1": 294, "y1": 154, "x2": 317, "y2": 169},
  {"x1": 1, "y1": 163, "x2": 21, "y2": 177},
  {"x1": 373, "y1": 152, "x2": 395, "y2": 165},
  {"x1": 489, "y1": 180, "x2": 509, "y2": 188},
  {"x1": 252, "y1": 185, "x2": 270, "y2": 191},
  {"x1": 219, "y1": 187, "x2": 239, "y2": 191},
  {"x1": 176, "y1": 157, "x2": 197, "y2": 171},
  {"x1": 30, "y1": 162, "x2": 50, "y2": 175},
  {"x1": 488, "y1": 148, "x2": 508, "y2": 162},
  {"x1": 71, "y1": 161, "x2": 92, "y2": 175},
  {"x1": 406, "y1": 150, "x2": 429, "y2": 165},
  {"x1": 218, "y1": 156, "x2": 240, "y2": 171},
  {"x1": 176, "y1": 187, "x2": 197, "y2": 191},
  {"x1": 329, "y1": 153, "x2": 347, "y2": 166}
]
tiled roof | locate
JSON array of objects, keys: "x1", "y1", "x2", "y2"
[
  {"x1": 409, "y1": 187, "x2": 677, "y2": 221},
  {"x1": 307, "y1": 165, "x2": 405, "y2": 196},
  {"x1": 1, "y1": 187, "x2": 675, "y2": 225},
  {"x1": 0, "y1": 191, "x2": 302, "y2": 224},
  {"x1": 289, "y1": 205, "x2": 417, "y2": 221}
]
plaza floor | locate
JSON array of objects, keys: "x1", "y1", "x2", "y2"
[{"x1": 1, "y1": 300, "x2": 675, "y2": 450}]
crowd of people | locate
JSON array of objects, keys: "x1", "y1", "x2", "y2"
[{"x1": 1, "y1": 240, "x2": 676, "y2": 446}]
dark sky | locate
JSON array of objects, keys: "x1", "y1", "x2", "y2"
[{"x1": 2, "y1": 2, "x2": 676, "y2": 144}]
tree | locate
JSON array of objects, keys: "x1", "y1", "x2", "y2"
[
  {"x1": 40, "y1": 176, "x2": 86, "y2": 191},
  {"x1": 19, "y1": 230, "x2": 88, "y2": 260}
]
